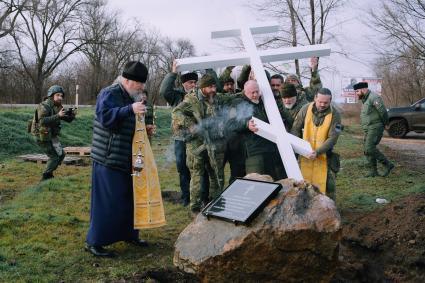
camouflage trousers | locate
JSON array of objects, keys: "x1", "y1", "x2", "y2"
[
  {"x1": 37, "y1": 139, "x2": 65, "y2": 175},
  {"x1": 186, "y1": 143, "x2": 224, "y2": 211},
  {"x1": 363, "y1": 126, "x2": 389, "y2": 169}
]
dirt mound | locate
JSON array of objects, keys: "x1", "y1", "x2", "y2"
[{"x1": 333, "y1": 193, "x2": 425, "y2": 282}]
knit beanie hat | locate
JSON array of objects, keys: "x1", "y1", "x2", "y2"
[
  {"x1": 281, "y1": 83, "x2": 297, "y2": 98},
  {"x1": 199, "y1": 74, "x2": 216, "y2": 88}
]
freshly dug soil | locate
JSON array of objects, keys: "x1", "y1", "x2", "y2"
[{"x1": 333, "y1": 193, "x2": 425, "y2": 282}]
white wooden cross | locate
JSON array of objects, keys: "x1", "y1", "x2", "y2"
[{"x1": 176, "y1": 24, "x2": 331, "y2": 181}]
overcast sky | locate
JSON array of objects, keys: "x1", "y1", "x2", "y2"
[{"x1": 108, "y1": 0, "x2": 380, "y2": 101}]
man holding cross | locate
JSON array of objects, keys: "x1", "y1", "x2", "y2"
[
  {"x1": 291, "y1": 88, "x2": 342, "y2": 200},
  {"x1": 227, "y1": 80, "x2": 287, "y2": 180}
]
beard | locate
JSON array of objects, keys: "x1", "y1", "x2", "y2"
[
  {"x1": 284, "y1": 102, "x2": 295, "y2": 109},
  {"x1": 128, "y1": 89, "x2": 142, "y2": 100}
]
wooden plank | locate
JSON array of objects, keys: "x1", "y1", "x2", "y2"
[
  {"x1": 18, "y1": 154, "x2": 84, "y2": 165},
  {"x1": 64, "y1": 146, "x2": 91, "y2": 156}
]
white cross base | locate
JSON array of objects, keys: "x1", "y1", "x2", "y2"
[{"x1": 176, "y1": 24, "x2": 330, "y2": 181}]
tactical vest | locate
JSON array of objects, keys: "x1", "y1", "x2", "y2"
[{"x1": 91, "y1": 84, "x2": 135, "y2": 172}]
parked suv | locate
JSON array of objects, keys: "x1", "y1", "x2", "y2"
[{"x1": 387, "y1": 98, "x2": 425, "y2": 138}]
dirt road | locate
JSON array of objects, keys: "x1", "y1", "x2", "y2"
[{"x1": 380, "y1": 132, "x2": 425, "y2": 172}]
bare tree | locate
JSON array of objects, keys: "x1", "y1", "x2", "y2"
[
  {"x1": 78, "y1": 0, "x2": 119, "y2": 101},
  {"x1": 374, "y1": 49, "x2": 425, "y2": 107},
  {"x1": 0, "y1": 0, "x2": 28, "y2": 38},
  {"x1": 369, "y1": 0, "x2": 425, "y2": 62},
  {"x1": 251, "y1": 0, "x2": 344, "y2": 77},
  {"x1": 10, "y1": 0, "x2": 87, "y2": 103}
]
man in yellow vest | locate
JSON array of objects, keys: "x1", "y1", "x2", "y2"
[{"x1": 291, "y1": 88, "x2": 342, "y2": 200}]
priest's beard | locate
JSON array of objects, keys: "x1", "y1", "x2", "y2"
[{"x1": 128, "y1": 90, "x2": 143, "y2": 101}]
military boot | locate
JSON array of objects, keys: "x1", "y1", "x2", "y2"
[
  {"x1": 365, "y1": 169, "x2": 378, "y2": 178},
  {"x1": 381, "y1": 161, "x2": 395, "y2": 177},
  {"x1": 365, "y1": 157, "x2": 378, "y2": 178},
  {"x1": 40, "y1": 172, "x2": 54, "y2": 181}
]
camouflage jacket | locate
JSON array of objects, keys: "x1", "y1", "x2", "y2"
[
  {"x1": 283, "y1": 97, "x2": 308, "y2": 130},
  {"x1": 172, "y1": 89, "x2": 227, "y2": 151},
  {"x1": 36, "y1": 98, "x2": 63, "y2": 142},
  {"x1": 360, "y1": 90, "x2": 388, "y2": 130},
  {"x1": 291, "y1": 102, "x2": 342, "y2": 155},
  {"x1": 297, "y1": 70, "x2": 322, "y2": 102}
]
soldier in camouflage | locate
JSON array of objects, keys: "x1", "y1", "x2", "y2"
[
  {"x1": 218, "y1": 67, "x2": 246, "y2": 183},
  {"x1": 219, "y1": 66, "x2": 236, "y2": 94},
  {"x1": 354, "y1": 82, "x2": 394, "y2": 177},
  {"x1": 35, "y1": 85, "x2": 75, "y2": 181},
  {"x1": 281, "y1": 82, "x2": 307, "y2": 130},
  {"x1": 172, "y1": 74, "x2": 226, "y2": 213},
  {"x1": 159, "y1": 61, "x2": 198, "y2": 207},
  {"x1": 285, "y1": 57, "x2": 322, "y2": 102}
]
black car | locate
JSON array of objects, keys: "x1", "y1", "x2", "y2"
[{"x1": 387, "y1": 98, "x2": 425, "y2": 138}]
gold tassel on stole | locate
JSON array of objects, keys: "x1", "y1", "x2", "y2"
[{"x1": 131, "y1": 114, "x2": 166, "y2": 229}]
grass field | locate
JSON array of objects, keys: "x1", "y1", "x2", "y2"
[{"x1": 0, "y1": 107, "x2": 424, "y2": 282}]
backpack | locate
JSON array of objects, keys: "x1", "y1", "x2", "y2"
[{"x1": 27, "y1": 109, "x2": 39, "y2": 136}]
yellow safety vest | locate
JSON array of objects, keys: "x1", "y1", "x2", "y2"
[{"x1": 300, "y1": 103, "x2": 333, "y2": 193}]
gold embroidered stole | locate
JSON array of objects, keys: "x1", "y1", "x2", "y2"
[{"x1": 132, "y1": 115, "x2": 166, "y2": 229}]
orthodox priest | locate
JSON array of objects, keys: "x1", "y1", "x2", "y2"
[{"x1": 86, "y1": 61, "x2": 150, "y2": 257}]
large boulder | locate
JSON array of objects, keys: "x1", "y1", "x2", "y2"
[{"x1": 174, "y1": 174, "x2": 341, "y2": 282}]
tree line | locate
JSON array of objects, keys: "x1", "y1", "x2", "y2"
[
  {"x1": 0, "y1": 0, "x2": 195, "y2": 105},
  {"x1": 370, "y1": 0, "x2": 425, "y2": 106},
  {"x1": 0, "y1": 0, "x2": 423, "y2": 106}
]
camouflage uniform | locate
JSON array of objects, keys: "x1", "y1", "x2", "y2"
[
  {"x1": 172, "y1": 89, "x2": 226, "y2": 211},
  {"x1": 288, "y1": 70, "x2": 322, "y2": 103},
  {"x1": 360, "y1": 90, "x2": 394, "y2": 177},
  {"x1": 291, "y1": 103, "x2": 342, "y2": 200},
  {"x1": 35, "y1": 98, "x2": 73, "y2": 180},
  {"x1": 283, "y1": 97, "x2": 308, "y2": 130}
]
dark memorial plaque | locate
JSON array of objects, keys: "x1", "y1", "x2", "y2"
[{"x1": 202, "y1": 178, "x2": 282, "y2": 224}]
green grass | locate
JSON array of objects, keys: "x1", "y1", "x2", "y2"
[
  {"x1": 335, "y1": 129, "x2": 425, "y2": 212},
  {"x1": 0, "y1": 108, "x2": 424, "y2": 281}
]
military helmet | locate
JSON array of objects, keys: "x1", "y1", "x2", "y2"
[{"x1": 47, "y1": 85, "x2": 65, "y2": 97}]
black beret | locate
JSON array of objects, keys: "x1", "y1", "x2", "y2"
[
  {"x1": 122, "y1": 61, "x2": 148, "y2": 83},
  {"x1": 281, "y1": 83, "x2": 297, "y2": 98},
  {"x1": 199, "y1": 74, "x2": 216, "y2": 88},
  {"x1": 181, "y1": 72, "x2": 198, "y2": 83},
  {"x1": 353, "y1": 82, "x2": 368, "y2": 90}
]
